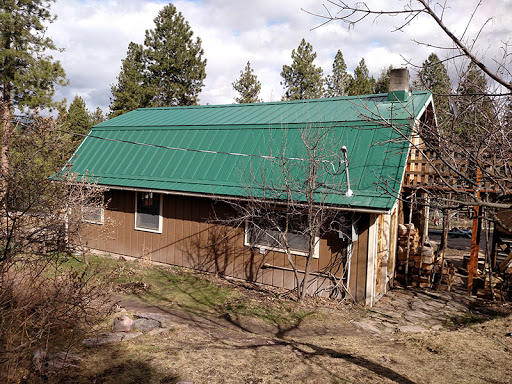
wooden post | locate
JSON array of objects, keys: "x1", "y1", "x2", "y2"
[
  {"x1": 417, "y1": 193, "x2": 430, "y2": 283},
  {"x1": 404, "y1": 192, "x2": 415, "y2": 286},
  {"x1": 439, "y1": 209, "x2": 450, "y2": 268},
  {"x1": 467, "y1": 167, "x2": 482, "y2": 295}
]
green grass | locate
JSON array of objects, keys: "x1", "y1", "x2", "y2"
[{"x1": 63, "y1": 254, "x2": 316, "y2": 326}]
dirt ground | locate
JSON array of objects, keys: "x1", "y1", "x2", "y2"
[
  {"x1": 45, "y1": 235, "x2": 512, "y2": 384},
  {"x1": 64, "y1": 297, "x2": 512, "y2": 384}
]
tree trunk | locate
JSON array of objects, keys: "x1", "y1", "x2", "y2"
[
  {"x1": 0, "y1": 100, "x2": 12, "y2": 267},
  {"x1": 0, "y1": 100, "x2": 11, "y2": 204}
]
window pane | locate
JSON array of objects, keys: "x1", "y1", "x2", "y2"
[
  {"x1": 249, "y1": 217, "x2": 309, "y2": 253},
  {"x1": 136, "y1": 192, "x2": 160, "y2": 230},
  {"x1": 137, "y1": 212, "x2": 160, "y2": 230},
  {"x1": 83, "y1": 206, "x2": 103, "y2": 224}
]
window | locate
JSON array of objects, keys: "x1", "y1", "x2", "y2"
[
  {"x1": 244, "y1": 215, "x2": 318, "y2": 258},
  {"x1": 82, "y1": 193, "x2": 104, "y2": 225},
  {"x1": 83, "y1": 206, "x2": 104, "y2": 225},
  {"x1": 135, "y1": 192, "x2": 162, "y2": 233}
]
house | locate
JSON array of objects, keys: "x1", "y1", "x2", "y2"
[{"x1": 67, "y1": 70, "x2": 435, "y2": 305}]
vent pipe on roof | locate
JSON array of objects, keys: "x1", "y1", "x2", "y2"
[
  {"x1": 341, "y1": 146, "x2": 353, "y2": 197},
  {"x1": 387, "y1": 68, "x2": 410, "y2": 102}
]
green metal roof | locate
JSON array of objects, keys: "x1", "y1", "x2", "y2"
[{"x1": 66, "y1": 91, "x2": 433, "y2": 211}]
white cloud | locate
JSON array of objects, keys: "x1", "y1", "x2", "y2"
[{"x1": 45, "y1": 0, "x2": 512, "y2": 114}]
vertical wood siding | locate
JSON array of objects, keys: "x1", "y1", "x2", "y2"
[{"x1": 84, "y1": 190, "x2": 371, "y2": 297}]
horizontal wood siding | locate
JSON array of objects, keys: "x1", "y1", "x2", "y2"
[{"x1": 84, "y1": 190, "x2": 356, "y2": 297}]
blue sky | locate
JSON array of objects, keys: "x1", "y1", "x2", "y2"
[{"x1": 46, "y1": 0, "x2": 511, "y2": 114}]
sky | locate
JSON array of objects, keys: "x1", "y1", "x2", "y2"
[{"x1": 45, "y1": 0, "x2": 512, "y2": 115}]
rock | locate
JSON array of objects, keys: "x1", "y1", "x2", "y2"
[
  {"x1": 135, "y1": 312, "x2": 173, "y2": 328},
  {"x1": 404, "y1": 310, "x2": 431, "y2": 323},
  {"x1": 133, "y1": 318, "x2": 160, "y2": 333},
  {"x1": 351, "y1": 321, "x2": 382, "y2": 334},
  {"x1": 113, "y1": 315, "x2": 134, "y2": 332},
  {"x1": 398, "y1": 325, "x2": 429, "y2": 333},
  {"x1": 33, "y1": 349, "x2": 81, "y2": 373},
  {"x1": 82, "y1": 332, "x2": 143, "y2": 346}
]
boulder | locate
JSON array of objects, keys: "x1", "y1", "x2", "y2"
[{"x1": 112, "y1": 315, "x2": 134, "y2": 332}]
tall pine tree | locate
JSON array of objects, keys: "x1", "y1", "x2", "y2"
[
  {"x1": 348, "y1": 58, "x2": 375, "y2": 96},
  {"x1": 67, "y1": 95, "x2": 91, "y2": 137},
  {"x1": 1, "y1": 0, "x2": 67, "y2": 203},
  {"x1": 232, "y1": 61, "x2": 262, "y2": 103},
  {"x1": 109, "y1": 42, "x2": 149, "y2": 117},
  {"x1": 324, "y1": 50, "x2": 351, "y2": 97},
  {"x1": 144, "y1": 3, "x2": 206, "y2": 107},
  {"x1": 456, "y1": 62, "x2": 494, "y2": 141},
  {"x1": 281, "y1": 39, "x2": 324, "y2": 100},
  {"x1": 110, "y1": 4, "x2": 207, "y2": 115},
  {"x1": 0, "y1": 0, "x2": 67, "y2": 111},
  {"x1": 414, "y1": 53, "x2": 452, "y2": 128}
]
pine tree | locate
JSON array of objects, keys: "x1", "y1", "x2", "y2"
[
  {"x1": 67, "y1": 96, "x2": 91, "y2": 137},
  {"x1": 90, "y1": 107, "x2": 105, "y2": 126},
  {"x1": 232, "y1": 61, "x2": 262, "y2": 103},
  {"x1": 348, "y1": 58, "x2": 375, "y2": 96},
  {"x1": 456, "y1": 62, "x2": 494, "y2": 141},
  {"x1": 0, "y1": 0, "x2": 67, "y2": 111},
  {"x1": 144, "y1": 3, "x2": 207, "y2": 107},
  {"x1": 414, "y1": 53, "x2": 452, "y2": 127},
  {"x1": 281, "y1": 39, "x2": 324, "y2": 100},
  {"x1": 324, "y1": 50, "x2": 351, "y2": 97},
  {"x1": 374, "y1": 66, "x2": 394, "y2": 94},
  {"x1": 109, "y1": 42, "x2": 150, "y2": 117}
]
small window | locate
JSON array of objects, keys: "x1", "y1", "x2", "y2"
[
  {"x1": 82, "y1": 193, "x2": 104, "y2": 225},
  {"x1": 245, "y1": 215, "x2": 318, "y2": 258},
  {"x1": 135, "y1": 191, "x2": 162, "y2": 233},
  {"x1": 83, "y1": 206, "x2": 104, "y2": 225}
]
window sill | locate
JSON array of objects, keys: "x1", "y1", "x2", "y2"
[
  {"x1": 135, "y1": 226, "x2": 162, "y2": 234},
  {"x1": 244, "y1": 241, "x2": 319, "y2": 259}
]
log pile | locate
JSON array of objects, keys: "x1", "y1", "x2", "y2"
[
  {"x1": 395, "y1": 223, "x2": 455, "y2": 290},
  {"x1": 476, "y1": 269, "x2": 512, "y2": 301}
]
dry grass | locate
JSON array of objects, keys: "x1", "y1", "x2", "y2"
[{"x1": 30, "y1": 255, "x2": 512, "y2": 384}]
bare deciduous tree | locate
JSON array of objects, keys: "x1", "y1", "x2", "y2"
[
  {"x1": 217, "y1": 124, "x2": 353, "y2": 300},
  {"x1": 0, "y1": 102, "x2": 110, "y2": 382},
  {"x1": 307, "y1": 0, "x2": 512, "y2": 296}
]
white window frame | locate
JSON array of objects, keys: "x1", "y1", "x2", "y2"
[
  {"x1": 244, "y1": 219, "x2": 319, "y2": 258},
  {"x1": 134, "y1": 191, "x2": 163, "y2": 234},
  {"x1": 83, "y1": 206, "x2": 104, "y2": 225}
]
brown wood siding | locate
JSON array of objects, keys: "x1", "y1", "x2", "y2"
[{"x1": 84, "y1": 190, "x2": 356, "y2": 297}]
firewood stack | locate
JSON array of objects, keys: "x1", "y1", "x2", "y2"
[
  {"x1": 431, "y1": 261, "x2": 456, "y2": 291},
  {"x1": 395, "y1": 223, "x2": 437, "y2": 288}
]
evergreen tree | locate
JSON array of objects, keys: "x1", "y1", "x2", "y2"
[
  {"x1": 374, "y1": 66, "x2": 394, "y2": 94},
  {"x1": 0, "y1": 0, "x2": 67, "y2": 111},
  {"x1": 414, "y1": 53, "x2": 452, "y2": 127},
  {"x1": 348, "y1": 58, "x2": 375, "y2": 96},
  {"x1": 232, "y1": 61, "x2": 262, "y2": 103},
  {"x1": 144, "y1": 3, "x2": 207, "y2": 107},
  {"x1": 456, "y1": 62, "x2": 494, "y2": 140},
  {"x1": 324, "y1": 50, "x2": 351, "y2": 97},
  {"x1": 90, "y1": 107, "x2": 105, "y2": 126},
  {"x1": 67, "y1": 95, "x2": 91, "y2": 137},
  {"x1": 281, "y1": 39, "x2": 324, "y2": 100},
  {"x1": 109, "y1": 42, "x2": 150, "y2": 117}
]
